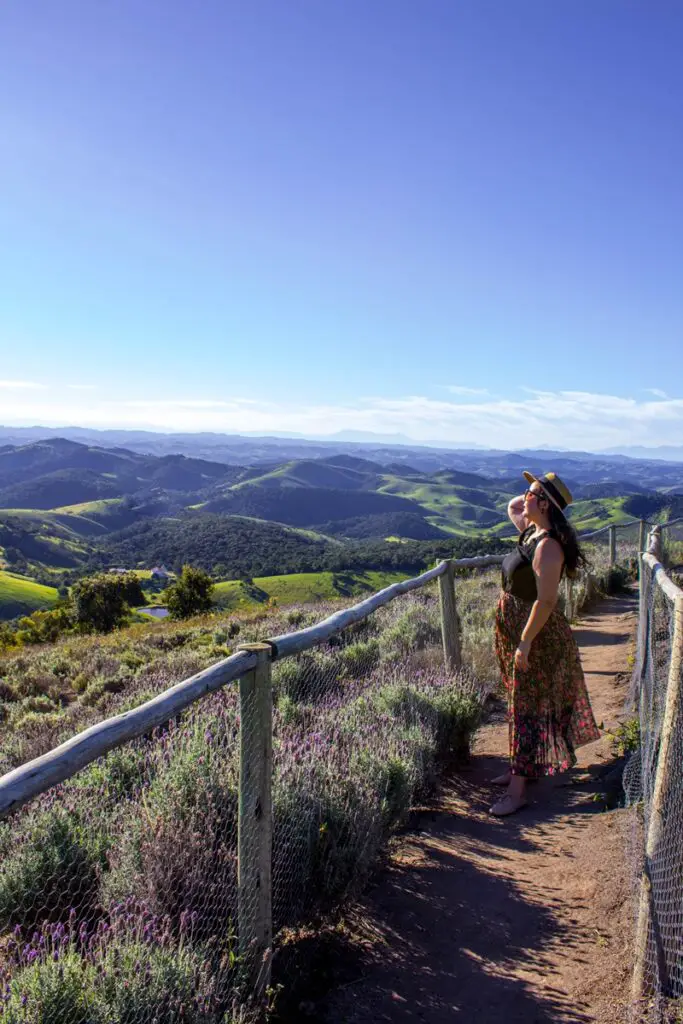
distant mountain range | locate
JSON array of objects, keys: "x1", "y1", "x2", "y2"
[
  {"x1": 2, "y1": 425, "x2": 683, "y2": 476},
  {"x1": 600, "y1": 445, "x2": 683, "y2": 463}
]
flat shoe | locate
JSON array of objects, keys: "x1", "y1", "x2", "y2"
[{"x1": 489, "y1": 794, "x2": 528, "y2": 817}]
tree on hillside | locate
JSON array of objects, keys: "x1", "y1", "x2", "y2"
[
  {"x1": 71, "y1": 572, "x2": 146, "y2": 633},
  {"x1": 16, "y1": 606, "x2": 74, "y2": 645},
  {"x1": 3, "y1": 546, "x2": 21, "y2": 566},
  {"x1": 166, "y1": 565, "x2": 215, "y2": 620}
]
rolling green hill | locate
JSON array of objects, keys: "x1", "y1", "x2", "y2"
[
  {"x1": 0, "y1": 511, "x2": 94, "y2": 569},
  {"x1": 0, "y1": 571, "x2": 59, "y2": 619},
  {"x1": 201, "y1": 483, "x2": 425, "y2": 526},
  {"x1": 213, "y1": 569, "x2": 410, "y2": 611},
  {"x1": 0, "y1": 438, "x2": 241, "y2": 510},
  {"x1": 91, "y1": 513, "x2": 335, "y2": 577},
  {"x1": 311, "y1": 511, "x2": 451, "y2": 540}
]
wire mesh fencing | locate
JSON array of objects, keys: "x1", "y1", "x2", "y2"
[
  {"x1": 0, "y1": 682, "x2": 247, "y2": 1022},
  {"x1": 269, "y1": 584, "x2": 481, "y2": 943},
  {"x1": 625, "y1": 543, "x2": 683, "y2": 1021}
]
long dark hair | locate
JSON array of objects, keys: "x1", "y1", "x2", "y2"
[{"x1": 546, "y1": 502, "x2": 587, "y2": 578}]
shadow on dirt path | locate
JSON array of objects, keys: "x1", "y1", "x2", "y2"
[{"x1": 319, "y1": 593, "x2": 638, "y2": 1024}]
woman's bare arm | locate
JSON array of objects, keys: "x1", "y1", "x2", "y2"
[
  {"x1": 514, "y1": 538, "x2": 564, "y2": 670},
  {"x1": 507, "y1": 494, "x2": 528, "y2": 533}
]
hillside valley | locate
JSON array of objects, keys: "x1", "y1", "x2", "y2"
[{"x1": 1, "y1": 434, "x2": 682, "y2": 620}]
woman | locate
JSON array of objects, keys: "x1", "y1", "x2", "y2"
[{"x1": 491, "y1": 471, "x2": 600, "y2": 817}]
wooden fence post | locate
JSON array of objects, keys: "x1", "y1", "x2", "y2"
[
  {"x1": 609, "y1": 525, "x2": 617, "y2": 567},
  {"x1": 638, "y1": 521, "x2": 648, "y2": 669},
  {"x1": 632, "y1": 594, "x2": 683, "y2": 1000},
  {"x1": 237, "y1": 643, "x2": 274, "y2": 1011},
  {"x1": 649, "y1": 525, "x2": 663, "y2": 561},
  {"x1": 438, "y1": 560, "x2": 461, "y2": 673}
]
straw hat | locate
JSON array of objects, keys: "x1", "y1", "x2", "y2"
[{"x1": 522, "y1": 470, "x2": 573, "y2": 513}]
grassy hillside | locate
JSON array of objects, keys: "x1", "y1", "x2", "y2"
[
  {"x1": 92, "y1": 513, "x2": 335, "y2": 576},
  {"x1": 201, "y1": 483, "x2": 424, "y2": 526},
  {"x1": 213, "y1": 569, "x2": 410, "y2": 611},
  {"x1": 0, "y1": 570, "x2": 59, "y2": 618},
  {"x1": 311, "y1": 511, "x2": 450, "y2": 540},
  {"x1": 2, "y1": 506, "x2": 111, "y2": 540},
  {"x1": 376, "y1": 474, "x2": 510, "y2": 535},
  {"x1": 0, "y1": 511, "x2": 94, "y2": 570}
]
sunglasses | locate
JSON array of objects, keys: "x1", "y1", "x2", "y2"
[{"x1": 524, "y1": 486, "x2": 548, "y2": 502}]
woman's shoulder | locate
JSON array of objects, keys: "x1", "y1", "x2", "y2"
[{"x1": 534, "y1": 532, "x2": 564, "y2": 563}]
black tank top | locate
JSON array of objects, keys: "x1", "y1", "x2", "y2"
[{"x1": 501, "y1": 526, "x2": 561, "y2": 602}]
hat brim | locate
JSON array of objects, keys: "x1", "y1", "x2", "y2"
[{"x1": 522, "y1": 470, "x2": 565, "y2": 512}]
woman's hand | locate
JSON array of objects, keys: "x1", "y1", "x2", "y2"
[{"x1": 514, "y1": 639, "x2": 531, "y2": 672}]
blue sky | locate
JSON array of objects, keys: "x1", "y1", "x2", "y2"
[{"x1": 1, "y1": 1, "x2": 681, "y2": 449}]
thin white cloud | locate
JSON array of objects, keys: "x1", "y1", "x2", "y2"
[
  {"x1": 0, "y1": 379, "x2": 47, "y2": 389},
  {"x1": 1, "y1": 389, "x2": 683, "y2": 449},
  {"x1": 67, "y1": 384, "x2": 98, "y2": 391},
  {"x1": 645, "y1": 388, "x2": 668, "y2": 399},
  {"x1": 122, "y1": 399, "x2": 232, "y2": 410},
  {"x1": 446, "y1": 385, "x2": 490, "y2": 396}
]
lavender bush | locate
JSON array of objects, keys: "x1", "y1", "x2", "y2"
[
  {"x1": 0, "y1": 904, "x2": 234, "y2": 1023},
  {"x1": 0, "y1": 582, "x2": 498, "y2": 1019}
]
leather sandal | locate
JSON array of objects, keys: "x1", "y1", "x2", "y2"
[{"x1": 489, "y1": 793, "x2": 529, "y2": 817}]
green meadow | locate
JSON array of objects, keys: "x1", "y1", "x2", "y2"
[
  {"x1": 0, "y1": 571, "x2": 59, "y2": 619},
  {"x1": 213, "y1": 569, "x2": 410, "y2": 611}
]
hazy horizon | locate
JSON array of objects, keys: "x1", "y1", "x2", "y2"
[{"x1": 3, "y1": 419, "x2": 683, "y2": 462}]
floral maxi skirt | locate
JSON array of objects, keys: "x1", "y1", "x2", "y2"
[{"x1": 494, "y1": 591, "x2": 601, "y2": 778}]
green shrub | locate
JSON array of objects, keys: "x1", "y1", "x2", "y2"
[
  {"x1": 273, "y1": 651, "x2": 338, "y2": 703},
  {"x1": 432, "y1": 687, "x2": 482, "y2": 760},
  {"x1": 1, "y1": 936, "x2": 228, "y2": 1024},
  {"x1": 94, "y1": 940, "x2": 219, "y2": 1024},
  {"x1": 0, "y1": 678, "x2": 18, "y2": 702},
  {"x1": 71, "y1": 671, "x2": 89, "y2": 693},
  {"x1": 352, "y1": 750, "x2": 413, "y2": 826},
  {"x1": 380, "y1": 606, "x2": 441, "y2": 659},
  {"x1": 73, "y1": 743, "x2": 151, "y2": 805},
  {"x1": 606, "y1": 565, "x2": 632, "y2": 594},
  {"x1": 0, "y1": 808, "x2": 107, "y2": 931},
  {"x1": 119, "y1": 650, "x2": 146, "y2": 672},
  {"x1": 18, "y1": 694, "x2": 58, "y2": 715},
  {"x1": 610, "y1": 717, "x2": 641, "y2": 757},
  {"x1": 10, "y1": 710, "x2": 63, "y2": 734},
  {"x1": 48, "y1": 657, "x2": 72, "y2": 679},
  {"x1": 103, "y1": 722, "x2": 239, "y2": 944},
  {"x1": 1, "y1": 949, "x2": 96, "y2": 1024},
  {"x1": 338, "y1": 639, "x2": 381, "y2": 679},
  {"x1": 276, "y1": 693, "x2": 309, "y2": 727}
]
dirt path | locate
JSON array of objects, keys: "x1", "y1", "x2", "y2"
[{"x1": 323, "y1": 593, "x2": 638, "y2": 1024}]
